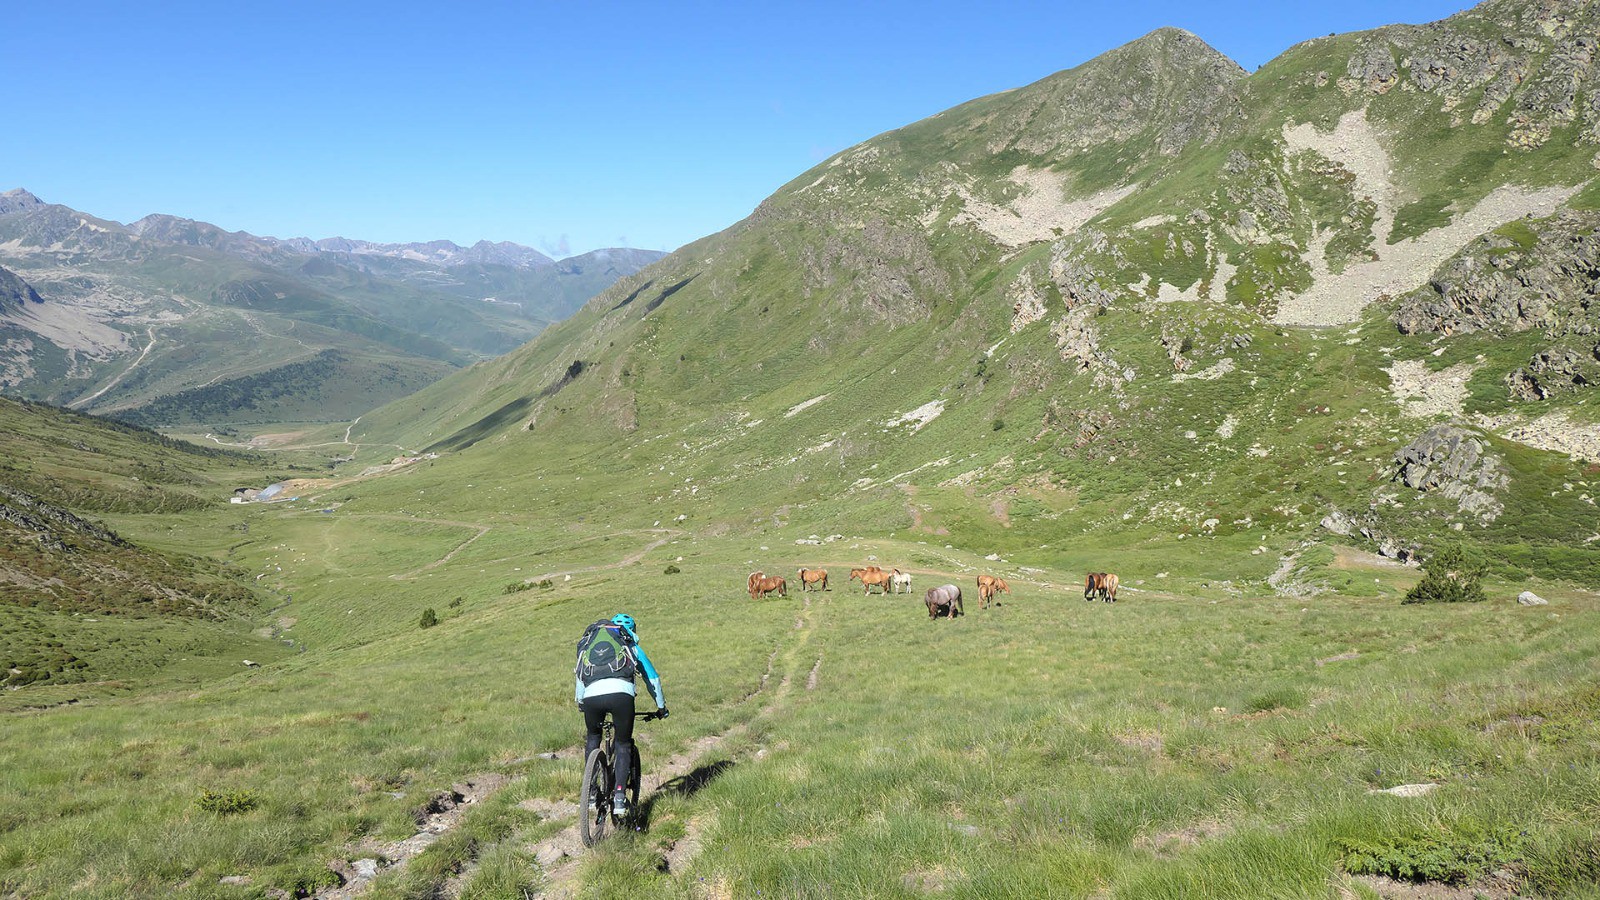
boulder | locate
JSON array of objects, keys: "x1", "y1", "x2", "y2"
[{"x1": 1517, "y1": 591, "x2": 1549, "y2": 606}]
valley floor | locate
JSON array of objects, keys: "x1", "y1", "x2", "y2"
[{"x1": 3, "y1": 497, "x2": 1598, "y2": 899}]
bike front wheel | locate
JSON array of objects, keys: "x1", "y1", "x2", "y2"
[{"x1": 579, "y1": 748, "x2": 611, "y2": 847}]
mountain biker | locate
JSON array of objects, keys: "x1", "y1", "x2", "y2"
[{"x1": 575, "y1": 613, "x2": 667, "y2": 818}]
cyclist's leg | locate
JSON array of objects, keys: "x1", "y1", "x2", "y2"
[
  {"x1": 580, "y1": 697, "x2": 607, "y2": 762},
  {"x1": 610, "y1": 693, "x2": 637, "y2": 795}
]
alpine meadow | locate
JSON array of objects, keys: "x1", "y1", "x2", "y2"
[{"x1": 4, "y1": 2, "x2": 1600, "y2": 899}]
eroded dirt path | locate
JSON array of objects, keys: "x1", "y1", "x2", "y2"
[
  {"x1": 525, "y1": 591, "x2": 824, "y2": 899},
  {"x1": 311, "y1": 542, "x2": 804, "y2": 899}
]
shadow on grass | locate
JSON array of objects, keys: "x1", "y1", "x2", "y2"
[{"x1": 634, "y1": 759, "x2": 736, "y2": 830}]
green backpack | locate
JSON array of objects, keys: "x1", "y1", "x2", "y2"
[{"x1": 575, "y1": 621, "x2": 638, "y2": 685}]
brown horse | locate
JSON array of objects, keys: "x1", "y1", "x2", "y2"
[
  {"x1": 850, "y1": 567, "x2": 892, "y2": 595},
  {"x1": 1084, "y1": 572, "x2": 1119, "y2": 603},
  {"x1": 924, "y1": 584, "x2": 964, "y2": 619},
  {"x1": 976, "y1": 574, "x2": 1010, "y2": 609},
  {"x1": 747, "y1": 571, "x2": 764, "y2": 600},
  {"x1": 798, "y1": 568, "x2": 828, "y2": 592},
  {"x1": 752, "y1": 575, "x2": 787, "y2": 600}
]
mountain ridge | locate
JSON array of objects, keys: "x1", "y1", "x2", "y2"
[
  {"x1": 352, "y1": 0, "x2": 1600, "y2": 583},
  {"x1": 0, "y1": 192, "x2": 664, "y2": 423}
]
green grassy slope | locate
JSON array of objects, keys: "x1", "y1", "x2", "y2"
[
  {"x1": 0, "y1": 398, "x2": 306, "y2": 704},
  {"x1": 3, "y1": 1, "x2": 1600, "y2": 897}
]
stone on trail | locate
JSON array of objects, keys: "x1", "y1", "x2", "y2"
[
  {"x1": 1518, "y1": 591, "x2": 1549, "y2": 606},
  {"x1": 1370, "y1": 783, "x2": 1439, "y2": 797}
]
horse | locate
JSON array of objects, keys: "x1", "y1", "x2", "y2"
[
  {"x1": 924, "y1": 584, "x2": 964, "y2": 619},
  {"x1": 747, "y1": 571, "x2": 764, "y2": 600},
  {"x1": 752, "y1": 575, "x2": 787, "y2": 600},
  {"x1": 1085, "y1": 572, "x2": 1118, "y2": 603},
  {"x1": 976, "y1": 574, "x2": 1010, "y2": 608},
  {"x1": 849, "y1": 567, "x2": 892, "y2": 595},
  {"x1": 798, "y1": 568, "x2": 828, "y2": 592},
  {"x1": 890, "y1": 570, "x2": 912, "y2": 594}
]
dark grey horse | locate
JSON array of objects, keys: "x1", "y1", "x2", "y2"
[{"x1": 924, "y1": 584, "x2": 963, "y2": 619}]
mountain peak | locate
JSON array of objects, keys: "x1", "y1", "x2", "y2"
[{"x1": 0, "y1": 188, "x2": 46, "y2": 216}]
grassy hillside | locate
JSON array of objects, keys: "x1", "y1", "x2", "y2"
[
  {"x1": 3, "y1": 1, "x2": 1600, "y2": 897},
  {"x1": 0, "y1": 398, "x2": 304, "y2": 705}
]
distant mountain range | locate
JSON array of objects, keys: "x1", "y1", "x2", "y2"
[{"x1": 0, "y1": 188, "x2": 664, "y2": 426}]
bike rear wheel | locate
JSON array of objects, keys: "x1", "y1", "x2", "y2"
[
  {"x1": 579, "y1": 748, "x2": 612, "y2": 847},
  {"x1": 620, "y1": 750, "x2": 642, "y2": 828}
]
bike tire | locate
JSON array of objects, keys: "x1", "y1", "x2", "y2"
[
  {"x1": 579, "y1": 748, "x2": 611, "y2": 847},
  {"x1": 622, "y1": 750, "x2": 642, "y2": 828}
]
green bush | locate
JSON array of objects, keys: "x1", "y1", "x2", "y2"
[
  {"x1": 538, "y1": 579, "x2": 554, "y2": 589},
  {"x1": 1404, "y1": 543, "x2": 1488, "y2": 604},
  {"x1": 196, "y1": 789, "x2": 259, "y2": 816},
  {"x1": 448, "y1": 596, "x2": 464, "y2": 608},
  {"x1": 419, "y1": 608, "x2": 439, "y2": 629},
  {"x1": 992, "y1": 418, "x2": 1005, "y2": 432},
  {"x1": 502, "y1": 581, "x2": 531, "y2": 595},
  {"x1": 1339, "y1": 825, "x2": 1522, "y2": 883},
  {"x1": 664, "y1": 565, "x2": 681, "y2": 575}
]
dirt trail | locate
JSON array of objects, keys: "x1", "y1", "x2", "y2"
[
  {"x1": 526, "y1": 592, "x2": 824, "y2": 899},
  {"x1": 69, "y1": 326, "x2": 156, "y2": 409},
  {"x1": 525, "y1": 530, "x2": 682, "y2": 583}
]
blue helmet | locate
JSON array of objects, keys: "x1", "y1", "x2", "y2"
[{"x1": 610, "y1": 613, "x2": 636, "y2": 634}]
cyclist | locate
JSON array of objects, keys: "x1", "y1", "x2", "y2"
[{"x1": 575, "y1": 613, "x2": 667, "y2": 817}]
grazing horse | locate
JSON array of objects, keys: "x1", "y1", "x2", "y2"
[
  {"x1": 859, "y1": 569, "x2": 893, "y2": 595},
  {"x1": 976, "y1": 575, "x2": 1010, "y2": 608},
  {"x1": 747, "y1": 571, "x2": 764, "y2": 600},
  {"x1": 849, "y1": 567, "x2": 892, "y2": 595},
  {"x1": 752, "y1": 575, "x2": 787, "y2": 600},
  {"x1": 1084, "y1": 572, "x2": 1119, "y2": 603},
  {"x1": 924, "y1": 584, "x2": 964, "y2": 619},
  {"x1": 890, "y1": 570, "x2": 912, "y2": 594},
  {"x1": 798, "y1": 568, "x2": 828, "y2": 592}
]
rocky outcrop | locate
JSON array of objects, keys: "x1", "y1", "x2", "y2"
[
  {"x1": 0, "y1": 484, "x2": 128, "y2": 549},
  {"x1": 1393, "y1": 425, "x2": 1508, "y2": 522},
  {"x1": 1506, "y1": 345, "x2": 1600, "y2": 399},
  {"x1": 0, "y1": 265, "x2": 43, "y2": 313},
  {"x1": 1340, "y1": 1, "x2": 1600, "y2": 142},
  {"x1": 1395, "y1": 210, "x2": 1600, "y2": 337}
]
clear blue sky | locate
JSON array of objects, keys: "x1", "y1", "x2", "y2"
[{"x1": 3, "y1": 1, "x2": 1468, "y2": 256}]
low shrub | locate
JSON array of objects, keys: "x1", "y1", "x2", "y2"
[
  {"x1": 419, "y1": 608, "x2": 439, "y2": 629},
  {"x1": 1339, "y1": 825, "x2": 1522, "y2": 883},
  {"x1": 196, "y1": 789, "x2": 259, "y2": 816},
  {"x1": 664, "y1": 565, "x2": 681, "y2": 575}
]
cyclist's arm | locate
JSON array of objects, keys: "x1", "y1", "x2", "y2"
[{"x1": 632, "y1": 642, "x2": 666, "y2": 709}]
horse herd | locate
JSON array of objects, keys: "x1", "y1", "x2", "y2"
[{"x1": 743, "y1": 567, "x2": 1121, "y2": 619}]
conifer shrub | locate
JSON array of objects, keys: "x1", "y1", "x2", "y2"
[
  {"x1": 1404, "y1": 543, "x2": 1488, "y2": 604},
  {"x1": 664, "y1": 565, "x2": 681, "y2": 575},
  {"x1": 419, "y1": 607, "x2": 439, "y2": 629}
]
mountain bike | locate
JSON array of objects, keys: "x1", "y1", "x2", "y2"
[{"x1": 580, "y1": 709, "x2": 663, "y2": 846}]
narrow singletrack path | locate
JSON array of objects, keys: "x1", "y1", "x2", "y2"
[{"x1": 527, "y1": 590, "x2": 825, "y2": 899}]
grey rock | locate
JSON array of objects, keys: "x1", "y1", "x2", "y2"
[
  {"x1": 1370, "y1": 783, "x2": 1439, "y2": 797},
  {"x1": 218, "y1": 875, "x2": 251, "y2": 886},
  {"x1": 352, "y1": 858, "x2": 380, "y2": 880},
  {"x1": 1517, "y1": 590, "x2": 1549, "y2": 606},
  {"x1": 1393, "y1": 425, "x2": 1506, "y2": 522}
]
